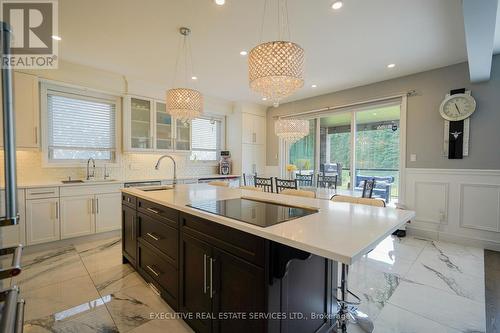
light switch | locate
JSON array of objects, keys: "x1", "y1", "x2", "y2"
[{"x1": 410, "y1": 154, "x2": 417, "y2": 162}]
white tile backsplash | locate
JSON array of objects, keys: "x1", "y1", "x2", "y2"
[{"x1": 0, "y1": 151, "x2": 219, "y2": 184}]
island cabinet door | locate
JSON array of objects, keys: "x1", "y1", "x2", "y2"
[
  {"x1": 180, "y1": 233, "x2": 213, "y2": 333},
  {"x1": 122, "y1": 204, "x2": 137, "y2": 266},
  {"x1": 211, "y1": 248, "x2": 266, "y2": 333}
]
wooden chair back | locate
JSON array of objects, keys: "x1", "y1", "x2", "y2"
[
  {"x1": 275, "y1": 178, "x2": 298, "y2": 193},
  {"x1": 317, "y1": 174, "x2": 338, "y2": 189},
  {"x1": 361, "y1": 178, "x2": 376, "y2": 198},
  {"x1": 295, "y1": 174, "x2": 314, "y2": 187},
  {"x1": 255, "y1": 176, "x2": 274, "y2": 192}
]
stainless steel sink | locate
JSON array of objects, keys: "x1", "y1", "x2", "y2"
[
  {"x1": 61, "y1": 179, "x2": 85, "y2": 184},
  {"x1": 138, "y1": 185, "x2": 174, "y2": 192}
]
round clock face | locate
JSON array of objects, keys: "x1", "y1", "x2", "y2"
[{"x1": 439, "y1": 93, "x2": 476, "y2": 121}]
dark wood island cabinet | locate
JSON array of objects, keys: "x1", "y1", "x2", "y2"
[{"x1": 122, "y1": 195, "x2": 336, "y2": 333}]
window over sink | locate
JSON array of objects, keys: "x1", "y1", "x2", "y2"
[
  {"x1": 190, "y1": 117, "x2": 224, "y2": 161},
  {"x1": 41, "y1": 83, "x2": 120, "y2": 165}
]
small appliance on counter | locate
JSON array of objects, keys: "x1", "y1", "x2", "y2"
[{"x1": 219, "y1": 150, "x2": 232, "y2": 175}]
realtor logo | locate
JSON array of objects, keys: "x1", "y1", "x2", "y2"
[{"x1": 0, "y1": 0, "x2": 58, "y2": 68}]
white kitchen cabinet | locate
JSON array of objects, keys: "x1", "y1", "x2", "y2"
[
  {"x1": 242, "y1": 112, "x2": 266, "y2": 145},
  {"x1": 26, "y1": 198, "x2": 60, "y2": 245},
  {"x1": 241, "y1": 143, "x2": 266, "y2": 175},
  {"x1": 60, "y1": 195, "x2": 95, "y2": 239},
  {"x1": 95, "y1": 192, "x2": 121, "y2": 232},
  {"x1": 0, "y1": 72, "x2": 40, "y2": 148},
  {"x1": 0, "y1": 190, "x2": 26, "y2": 248},
  {"x1": 123, "y1": 95, "x2": 191, "y2": 153}
]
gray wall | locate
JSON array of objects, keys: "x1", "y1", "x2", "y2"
[{"x1": 267, "y1": 55, "x2": 500, "y2": 170}]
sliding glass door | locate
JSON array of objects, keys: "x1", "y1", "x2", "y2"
[
  {"x1": 283, "y1": 100, "x2": 403, "y2": 205},
  {"x1": 354, "y1": 105, "x2": 401, "y2": 203}
]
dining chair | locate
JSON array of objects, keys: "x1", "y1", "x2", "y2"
[
  {"x1": 317, "y1": 174, "x2": 338, "y2": 189},
  {"x1": 239, "y1": 185, "x2": 263, "y2": 192},
  {"x1": 274, "y1": 178, "x2": 298, "y2": 193},
  {"x1": 207, "y1": 181, "x2": 230, "y2": 187},
  {"x1": 255, "y1": 176, "x2": 274, "y2": 192},
  {"x1": 361, "y1": 178, "x2": 376, "y2": 198},
  {"x1": 330, "y1": 194, "x2": 386, "y2": 207},
  {"x1": 242, "y1": 173, "x2": 257, "y2": 186},
  {"x1": 280, "y1": 189, "x2": 316, "y2": 198},
  {"x1": 295, "y1": 174, "x2": 314, "y2": 187}
]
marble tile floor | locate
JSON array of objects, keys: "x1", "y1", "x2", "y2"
[{"x1": 2, "y1": 234, "x2": 486, "y2": 333}]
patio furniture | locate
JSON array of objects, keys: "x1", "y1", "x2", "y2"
[
  {"x1": 295, "y1": 173, "x2": 313, "y2": 187},
  {"x1": 317, "y1": 174, "x2": 338, "y2": 189},
  {"x1": 275, "y1": 178, "x2": 298, "y2": 193},
  {"x1": 255, "y1": 176, "x2": 274, "y2": 192},
  {"x1": 355, "y1": 175, "x2": 394, "y2": 202}
]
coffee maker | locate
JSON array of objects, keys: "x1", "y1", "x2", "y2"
[{"x1": 219, "y1": 151, "x2": 232, "y2": 175}]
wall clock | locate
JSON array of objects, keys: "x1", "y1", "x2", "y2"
[{"x1": 440, "y1": 88, "x2": 476, "y2": 159}]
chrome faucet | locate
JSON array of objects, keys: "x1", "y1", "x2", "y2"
[
  {"x1": 86, "y1": 157, "x2": 96, "y2": 180},
  {"x1": 155, "y1": 155, "x2": 177, "y2": 186}
]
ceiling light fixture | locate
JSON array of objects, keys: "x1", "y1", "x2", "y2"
[
  {"x1": 240, "y1": 50, "x2": 248, "y2": 56},
  {"x1": 249, "y1": 0, "x2": 304, "y2": 108},
  {"x1": 214, "y1": 0, "x2": 225, "y2": 5},
  {"x1": 51, "y1": 35, "x2": 61, "y2": 41},
  {"x1": 311, "y1": 84, "x2": 317, "y2": 88},
  {"x1": 262, "y1": 97, "x2": 267, "y2": 101},
  {"x1": 166, "y1": 27, "x2": 203, "y2": 122},
  {"x1": 331, "y1": 1, "x2": 343, "y2": 10},
  {"x1": 275, "y1": 118, "x2": 310, "y2": 143},
  {"x1": 191, "y1": 76, "x2": 198, "y2": 80},
  {"x1": 387, "y1": 63, "x2": 396, "y2": 68}
]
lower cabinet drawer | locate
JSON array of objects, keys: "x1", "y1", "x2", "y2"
[
  {"x1": 138, "y1": 241, "x2": 178, "y2": 306},
  {"x1": 138, "y1": 213, "x2": 178, "y2": 267}
]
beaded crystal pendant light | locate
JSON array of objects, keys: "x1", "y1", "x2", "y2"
[
  {"x1": 249, "y1": 0, "x2": 304, "y2": 107},
  {"x1": 166, "y1": 27, "x2": 203, "y2": 122},
  {"x1": 275, "y1": 118, "x2": 309, "y2": 143}
]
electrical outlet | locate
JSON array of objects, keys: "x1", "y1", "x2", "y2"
[{"x1": 410, "y1": 154, "x2": 417, "y2": 162}]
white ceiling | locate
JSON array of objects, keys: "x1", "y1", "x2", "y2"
[{"x1": 58, "y1": 0, "x2": 468, "y2": 104}]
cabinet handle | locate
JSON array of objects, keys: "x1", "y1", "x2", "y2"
[
  {"x1": 203, "y1": 254, "x2": 207, "y2": 294},
  {"x1": 55, "y1": 201, "x2": 59, "y2": 219},
  {"x1": 90, "y1": 198, "x2": 94, "y2": 214},
  {"x1": 34, "y1": 126, "x2": 38, "y2": 144},
  {"x1": 131, "y1": 217, "x2": 135, "y2": 240},
  {"x1": 146, "y1": 207, "x2": 160, "y2": 214},
  {"x1": 146, "y1": 232, "x2": 160, "y2": 241},
  {"x1": 30, "y1": 191, "x2": 55, "y2": 196},
  {"x1": 148, "y1": 282, "x2": 161, "y2": 296},
  {"x1": 252, "y1": 132, "x2": 256, "y2": 143},
  {"x1": 96, "y1": 198, "x2": 99, "y2": 214},
  {"x1": 146, "y1": 265, "x2": 160, "y2": 277},
  {"x1": 209, "y1": 257, "x2": 215, "y2": 298}
]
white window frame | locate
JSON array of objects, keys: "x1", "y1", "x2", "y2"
[
  {"x1": 40, "y1": 81, "x2": 122, "y2": 168},
  {"x1": 189, "y1": 114, "x2": 226, "y2": 164}
]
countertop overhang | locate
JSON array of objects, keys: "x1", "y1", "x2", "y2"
[{"x1": 123, "y1": 184, "x2": 415, "y2": 265}]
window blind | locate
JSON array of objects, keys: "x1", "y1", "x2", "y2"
[
  {"x1": 190, "y1": 118, "x2": 221, "y2": 161},
  {"x1": 47, "y1": 91, "x2": 117, "y2": 161}
]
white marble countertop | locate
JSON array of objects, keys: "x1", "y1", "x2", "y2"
[
  {"x1": 2, "y1": 174, "x2": 240, "y2": 189},
  {"x1": 123, "y1": 183, "x2": 415, "y2": 265}
]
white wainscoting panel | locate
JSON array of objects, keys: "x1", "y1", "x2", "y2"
[
  {"x1": 405, "y1": 168, "x2": 500, "y2": 250},
  {"x1": 460, "y1": 184, "x2": 500, "y2": 232}
]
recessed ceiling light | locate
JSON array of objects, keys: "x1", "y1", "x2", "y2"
[
  {"x1": 262, "y1": 97, "x2": 267, "y2": 101},
  {"x1": 331, "y1": 1, "x2": 343, "y2": 10},
  {"x1": 214, "y1": 0, "x2": 225, "y2": 5},
  {"x1": 311, "y1": 84, "x2": 317, "y2": 88},
  {"x1": 191, "y1": 76, "x2": 198, "y2": 80},
  {"x1": 240, "y1": 50, "x2": 248, "y2": 56},
  {"x1": 51, "y1": 35, "x2": 61, "y2": 41},
  {"x1": 387, "y1": 63, "x2": 396, "y2": 68}
]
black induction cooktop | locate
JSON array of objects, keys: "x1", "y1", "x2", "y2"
[{"x1": 187, "y1": 198, "x2": 318, "y2": 227}]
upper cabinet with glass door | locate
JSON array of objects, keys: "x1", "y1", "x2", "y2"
[
  {"x1": 124, "y1": 96, "x2": 190, "y2": 152},
  {"x1": 129, "y1": 97, "x2": 152, "y2": 150},
  {"x1": 155, "y1": 101, "x2": 173, "y2": 150}
]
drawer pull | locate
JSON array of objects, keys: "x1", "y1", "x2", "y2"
[
  {"x1": 146, "y1": 207, "x2": 160, "y2": 214},
  {"x1": 148, "y1": 282, "x2": 161, "y2": 296},
  {"x1": 30, "y1": 191, "x2": 55, "y2": 196},
  {"x1": 146, "y1": 265, "x2": 160, "y2": 277},
  {"x1": 146, "y1": 233, "x2": 160, "y2": 241},
  {"x1": 203, "y1": 254, "x2": 207, "y2": 294}
]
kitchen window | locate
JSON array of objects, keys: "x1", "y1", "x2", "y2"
[
  {"x1": 190, "y1": 117, "x2": 224, "y2": 161},
  {"x1": 41, "y1": 83, "x2": 120, "y2": 165}
]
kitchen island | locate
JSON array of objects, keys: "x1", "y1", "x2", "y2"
[{"x1": 121, "y1": 184, "x2": 415, "y2": 333}]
